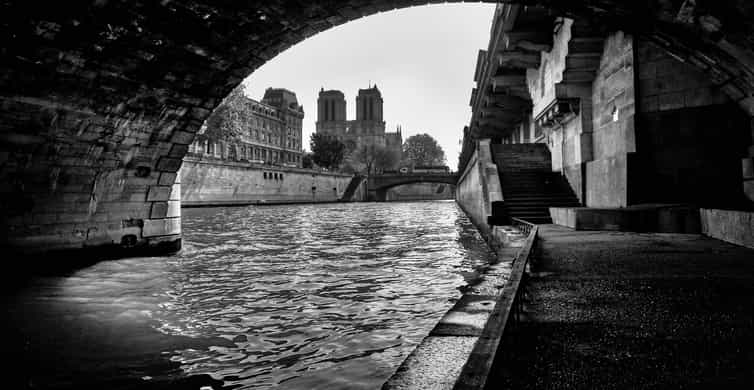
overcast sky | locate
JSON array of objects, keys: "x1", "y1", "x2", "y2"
[{"x1": 244, "y1": 3, "x2": 495, "y2": 168}]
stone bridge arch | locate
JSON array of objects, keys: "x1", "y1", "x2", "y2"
[
  {"x1": 3, "y1": 0, "x2": 754, "y2": 255},
  {"x1": 367, "y1": 174, "x2": 458, "y2": 201}
]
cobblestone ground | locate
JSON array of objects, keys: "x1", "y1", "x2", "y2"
[{"x1": 486, "y1": 225, "x2": 754, "y2": 389}]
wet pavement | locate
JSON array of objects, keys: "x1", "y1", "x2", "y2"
[{"x1": 486, "y1": 225, "x2": 754, "y2": 389}]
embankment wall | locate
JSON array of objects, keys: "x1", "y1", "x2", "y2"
[
  {"x1": 181, "y1": 157, "x2": 359, "y2": 206},
  {"x1": 456, "y1": 139, "x2": 502, "y2": 238}
]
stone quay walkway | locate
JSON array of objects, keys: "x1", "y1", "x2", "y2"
[{"x1": 485, "y1": 225, "x2": 754, "y2": 389}]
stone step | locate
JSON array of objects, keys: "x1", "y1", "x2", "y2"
[
  {"x1": 509, "y1": 210, "x2": 552, "y2": 216},
  {"x1": 562, "y1": 69, "x2": 598, "y2": 82},
  {"x1": 501, "y1": 177, "x2": 553, "y2": 182},
  {"x1": 502, "y1": 181, "x2": 573, "y2": 187},
  {"x1": 505, "y1": 200, "x2": 581, "y2": 207},
  {"x1": 508, "y1": 208, "x2": 558, "y2": 214},
  {"x1": 502, "y1": 182, "x2": 573, "y2": 188},
  {"x1": 499, "y1": 171, "x2": 556, "y2": 176},
  {"x1": 505, "y1": 196, "x2": 579, "y2": 202},
  {"x1": 504, "y1": 189, "x2": 572, "y2": 195},
  {"x1": 568, "y1": 37, "x2": 604, "y2": 53},
  {"x1": 508, "y1": 204, "x2": 577, "y2": 209},
  {"x1": 509, "y1": 215, "x2": 553, "y2": 224},
  {"x1": 566, "y1": 53, "x2": 602, "y2": 69},
  {"x1": 505, "y1": 187, "x2": 576, "y2": 192}
]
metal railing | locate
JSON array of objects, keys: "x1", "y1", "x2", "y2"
[
  {"x1": 452, "y1": 217, "x2": 539, "y2": 390},
  {"x1": 511, "y1": 217, "x2": 535, "y2": 237},
  {"x1": 508, "y1": 218, "x2": 537, "y2": 326}
]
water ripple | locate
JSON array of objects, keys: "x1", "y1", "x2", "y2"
[{"x1": 3, "y1": 201, "x2": 495, "y2": 389}]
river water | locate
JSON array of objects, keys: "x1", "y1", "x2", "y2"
[{"x1": 3, "y1": 201, "x2": 495, "y2": 389}]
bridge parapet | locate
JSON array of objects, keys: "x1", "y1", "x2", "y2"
[{"x1": 366, "y1": 173, "x2": 458, "y2": 201}]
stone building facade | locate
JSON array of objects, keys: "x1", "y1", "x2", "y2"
[
  {"x1": 467, "y1": 9, "x2": 750, "y2": 209},
  {"x1": 316, "y1": 86, "x2": 403, "y2": 161},
  {"x1": 189, "y1": 88, "x2": 304, "y2": 167},
  {"x1": 459, "y1": 4, "x2": 754, "y2": 247}
]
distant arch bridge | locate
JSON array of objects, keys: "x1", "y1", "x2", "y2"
[{"x1": 367, "y1": 173, "x2": 458, "y2": 201}]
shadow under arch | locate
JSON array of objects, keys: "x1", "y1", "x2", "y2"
[
  {"x1": 368, "y1": 174, "x2": 458, "y2": 201},
  {"x1": 2, "y1": 0, "x2": 754, "y2": 254}
]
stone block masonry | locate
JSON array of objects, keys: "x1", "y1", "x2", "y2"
[
  {"x1": 701, "y1": 209, "x2": 754, "y2": 249},
  {"x1": 180, "y1": 157, "x2": 359, "y2": 206},
  {"x1": 586, "y1": 31, "x2": 635, "y2": 208},
  {"x1": 385, "y1": 183, "x2": 455, "y2": 201},
  {"x1": 633, "y1": 40, "x2": 751, "y2": 208},
  {"x1": 5, "y1": 0, "x2": 754, "y2": 257},
  {"x1": 456, "y1": 139, "x2": 503, "y2": 238}
]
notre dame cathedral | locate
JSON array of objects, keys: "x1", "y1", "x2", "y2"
[{"x1": 315, "y1": 85, "x2": 403, "y2": 162}]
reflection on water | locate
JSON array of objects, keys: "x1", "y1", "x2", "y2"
[{"x1": 2, "y1": 201, "x2": 495, "y2": 389}]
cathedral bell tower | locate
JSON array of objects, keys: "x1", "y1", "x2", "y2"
[
  {"x1": 316, "y1": 88, "x2": 347, "y2": 136},
  {"x1": 355, "y1": 85, "x2": 384, "y2": 122}
]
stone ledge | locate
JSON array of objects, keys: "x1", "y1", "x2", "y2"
[
  {"x1": 143, "y1": 217, "x2": 181, "y2": 237},
  {"x1": 700, "y1": 208, "x2": 754, "y2": 249},
  {"x1": 550, "y1": 204, "x2": 701, "y2": 233},
  {"x1": 382, "y1": 336, "x2": 477, "y2": 390},
  {"x1": 382, "y1": 223, "x2": 532, "y2": 390}
]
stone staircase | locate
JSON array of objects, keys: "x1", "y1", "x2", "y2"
[
  {"x1": 339, "y1": 175, "x2": 364, "y2": 202},
  {"x1": 492, "y1": 144, "x2": 581, "y2": 224}
]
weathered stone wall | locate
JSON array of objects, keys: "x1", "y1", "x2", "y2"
[
  {"x1": 701, "y1": 209, "x2": 754, "y2": 249},
  {"x1": 562, "y1": 117, "x2": 587, "y2": 202},
  {"x1": 456, "y1": 139, "x2": 502, "y2": 238},
  {"x1": 456, "y1": 149, "x2": 486, "y2": 231},
  {"x1": 181, "y1": 157, "x2": 357, "y2": 206},
  {"x1": 523, "y1": 18, "x2": 597, "y2": 204},
  {"x1": 385, "y1": 182, "x2": 455, "y2": 201},
  {"x1": 529, "y1": 18, "x2": 572, "y2": 118},
  {"x1": 493, "y1": 144, "x2": 551, "y2": 172},
  {"x1": 0, "y1": 101, "x2": 184, "y2": 253},
  {"x1": 634, "y1": 40, "x2": 750, "y2": 208},
  {"x1": 587, "y1": 31, "x2": 635, "y2": 207}
]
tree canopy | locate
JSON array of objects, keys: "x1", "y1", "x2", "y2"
[
  {"x1": 403, "y1": 133, "x2": 446, "y2": 167},
  {"x1": 201, "y1": 84, "x2": 248, "y2": 143},
  {"x1": 348, "y1": 143, "x2": 400, "y2": 175},
  {"x1": 310, "y1": 133, "x2": 346, "y2": 170},
  {"x1": 302, "y1": 153, "x2": 314, "y2": 169}
]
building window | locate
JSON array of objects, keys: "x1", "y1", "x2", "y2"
[{"x1": 263, "y1": 172, "x2": 267, "y2": 179}]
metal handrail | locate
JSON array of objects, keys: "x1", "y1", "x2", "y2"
[
  {"x1": 452, "y1": 220, "x2": 538, "y2": 390},
  {"x1": 508, "y1": 220, "x2": 537, "y2": 329},
  {"x1": 511, "y1": 217, "x2": 535, "y2": 236}
]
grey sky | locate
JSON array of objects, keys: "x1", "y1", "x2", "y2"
[{"x1": 244, "y1": 3, "x2": 495, "y2": 168}]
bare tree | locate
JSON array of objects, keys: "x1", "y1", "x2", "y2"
[{"x1": 349, "y1": 144, "x2": 400, "y2": 175}]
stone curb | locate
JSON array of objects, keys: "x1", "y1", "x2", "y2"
[{"x1": 382, "y1": 224, "x2": 537, "y2": 390}]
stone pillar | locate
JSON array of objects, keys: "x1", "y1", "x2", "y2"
[{"x1": 143, "y1": 166, "x2": 182, "y2": 248}]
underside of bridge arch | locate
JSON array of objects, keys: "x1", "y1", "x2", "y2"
[
  {"x1": 369, "y1": 175, "x2": 458, "y2": 201},
  {"x1": 379, "y1": 182, "x2": 457, "y2": 202},
  {"x1": 2, "y1": 0, "x2": 754, "y2": 255}
]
